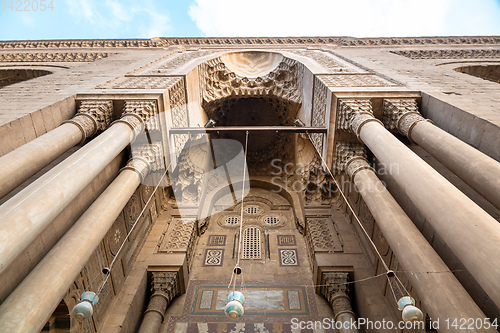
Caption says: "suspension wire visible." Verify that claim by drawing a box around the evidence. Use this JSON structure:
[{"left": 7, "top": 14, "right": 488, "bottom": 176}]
[
  {"left": 304, "top": 132, "right": 413, "bottom": 302},
  {"left": 305, "top": 133, "right": 390, "bottom": 272},
  {"left": 235, "top": 131, "right": 249, "bottom": 268},
  {"left": 95, "top": 166, "right": 169, "bottom": 296},
  {"left": 394, "top": 272, "right": 411, "bottom": 296},
  {"left": 230, "top": 131, "right": 249, "bottom": 293}
]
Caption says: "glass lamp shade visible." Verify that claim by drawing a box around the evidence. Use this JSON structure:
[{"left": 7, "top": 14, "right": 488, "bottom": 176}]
[{"left": 224, "top": 300, "right": 244, "bottom": 319}]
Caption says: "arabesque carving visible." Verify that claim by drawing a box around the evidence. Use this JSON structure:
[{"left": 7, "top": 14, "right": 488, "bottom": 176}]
[
  {"left": 306, "top": 218, "right": 342, "bottom": 252},
  {"left": 310, "top": 76, "right": 328, "bottom": 155},
  {"left": 168, "top": 77, "right": 189, "bottom": 158}
]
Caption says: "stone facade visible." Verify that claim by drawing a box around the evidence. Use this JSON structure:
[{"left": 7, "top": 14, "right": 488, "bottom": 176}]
[{"left": 0, "top": 36, "right": 499, "bottom": 333}]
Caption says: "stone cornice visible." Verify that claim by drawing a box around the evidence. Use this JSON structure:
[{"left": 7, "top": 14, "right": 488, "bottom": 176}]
[{"left": 0, "top": 36, "right": 499, "bottom": 49}]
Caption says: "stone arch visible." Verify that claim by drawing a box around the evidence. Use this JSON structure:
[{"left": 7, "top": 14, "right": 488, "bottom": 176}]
[
  {"left": 454, "top": 64, "right": 500, "bottom": 84},
  {"left": 0, "top": 68, "right": 52, "bottom": 88},
  {"left": 41, "top": 300, "right": 70, "bottom": 333},
  {"left": 197, "top": 176, "right": 305, "bottom": 233}
]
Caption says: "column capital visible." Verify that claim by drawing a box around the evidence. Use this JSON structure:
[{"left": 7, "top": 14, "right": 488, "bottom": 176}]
[
  {"left": 113, "top": 100, "right": 159, "bottom": 141},
  {"left": 62, "top": 100, "right": 113, "bottom": 142},
  {"left": 345, "top": 156, "right": 373, "bottom": 180},
  {"left": 334, "top": 142, "right": 367, "bottom": 174},
  {"left": 143, "top": 272, "right": 180, "bottom": 318},
  {"left": 132, "top": 142, "right": 164, "bottom": 172},
  {"left": 382, "top": 99, "right": 433, "bottom": 140},
  {"left": 337, "top": 99, "right": 383, "bottom": 141},
  {"left": 321, "top": 272, "right": 356, "bottom": 320},
  {"left": 121, "top": 157, "right": 150, "bottom": 183}
]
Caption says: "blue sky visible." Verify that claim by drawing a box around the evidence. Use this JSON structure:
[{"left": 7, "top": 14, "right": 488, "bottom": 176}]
[{"left": 0, "top": 0, "right": 499, "bottom": 40}]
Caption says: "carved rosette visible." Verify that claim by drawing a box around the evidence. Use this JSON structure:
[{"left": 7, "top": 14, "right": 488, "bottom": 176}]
[
  {"left": 337, "top": 99, "right": 382, "bottom": 141},
  {"left": 321, "top": 272, "right": 356, "bottom": 320},
  {"left": 334, "top": 142, "right": 367, "bottom": 173},
  {"left": 121, "top": 157, "right": 151, "bottom": 183},
  {"left": 63, "top": 100, "right": 113, "bottom": 141},
  {"left": 144, "top": 272, "right": 180, "bottom": 320}
]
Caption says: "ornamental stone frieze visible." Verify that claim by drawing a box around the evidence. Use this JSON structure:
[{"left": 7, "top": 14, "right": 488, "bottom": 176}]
[
  {"left": 1, "top": 36, "right": 498, "bottom": 49},
  {"left": 62, "top": 100, "right": 114, "bottom": 141},
  {"left": 321, "top": 272, "right": 356, "bottom": 320},
  {"left": 336, "top": 99, "right": 382, "bottom": 140},
  {"left": 391, "top": 49, "right": 500, "bottom": 59},
  {"left": 382, "top": 99, "right": 433, "bottom": 140},
  {"left": 0, "top": 52, "right": 111, "bottom": 62}
]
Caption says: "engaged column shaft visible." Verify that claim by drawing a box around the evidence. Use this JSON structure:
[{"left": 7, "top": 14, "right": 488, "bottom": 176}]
[
  {"left": 0, "top": 100, "right": 158, "bottom": 276},
  {"left": 339, "top": 99, "right": 500, "bottom": 310},
  {"left": 384, "top": 99, "right": 500, "bottom": 211},
  {"left": 344, "top": 154, "right": 493, "bottom": 331},
  {"left": 0, "top": 100, "right": 113, "bottom": 200},
  {"left": 0, "top": 158, "right": 151, "bottom": 333}
]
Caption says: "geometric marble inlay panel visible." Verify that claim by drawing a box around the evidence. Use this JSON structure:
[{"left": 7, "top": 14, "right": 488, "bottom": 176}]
[
  {"left": 279, "top": 249, "right": 299, "bottom": 266},
  {"left": 203, "top": 249, "right": 224, "bottom": 267},
  {"left": 277, "top": 235, "right": 296, "bottom": 246},
  {"left": 208, "top": 235, "right": 226, "bottom": 246},
  {"left": 190, "top": 285, "right": 310, "bottom": 316}
]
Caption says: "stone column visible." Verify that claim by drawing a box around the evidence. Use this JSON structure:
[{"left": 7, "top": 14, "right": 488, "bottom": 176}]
[
  {"left": 0, "top": 100, "right": 158, "bottom": 276},
  {"left": 0, "top": 146, "right": 162, "bottom": 333},
  {"left": 338, "top": 99, "right": 500, "bottom": 309},
  {"left": 340, "top": 147, "right": 494, "bottom": 331},
  {"left": 321, "top": 272, "right": 358, "bottom": 333},
  {"left": 138, "top": 272, "right": 180, "bottom": 333},
  {"left": 383, "top": 99, "right": 500, "bottom": 211},
  {"left": 0, "top": 100, "right": 114, "bottom": 200}
]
